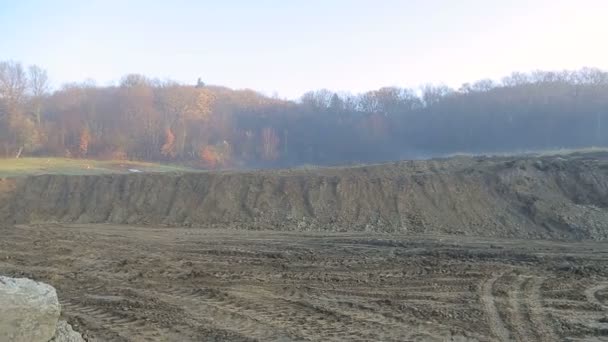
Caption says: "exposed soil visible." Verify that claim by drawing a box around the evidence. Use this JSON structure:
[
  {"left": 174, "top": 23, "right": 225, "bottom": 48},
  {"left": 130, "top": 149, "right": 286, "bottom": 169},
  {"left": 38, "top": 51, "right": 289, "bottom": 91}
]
[
  {"left": 1, "top": 152, "right": 608, "bottom": 240},
  {"left": 1, "top": 152, "right": 608, "bottom": 341},
  {"left": 1, "top": 224, "right": 607, "bottom": 341}
]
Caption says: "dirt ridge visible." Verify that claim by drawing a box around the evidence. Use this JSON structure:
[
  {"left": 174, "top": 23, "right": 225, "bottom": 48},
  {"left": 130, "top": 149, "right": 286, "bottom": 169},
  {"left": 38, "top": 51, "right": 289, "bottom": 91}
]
[{"left": 1, "top": 153, "right": 608, "bottom": 240}]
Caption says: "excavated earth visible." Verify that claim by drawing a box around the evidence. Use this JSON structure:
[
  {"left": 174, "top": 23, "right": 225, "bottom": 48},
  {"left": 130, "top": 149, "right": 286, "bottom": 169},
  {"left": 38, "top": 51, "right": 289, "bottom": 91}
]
[
  {"left": 1, "top": 152, "right": 608, "bottom": 341},
  {"left": 1, "top": 152, "right": 608, "bottom": 239}
]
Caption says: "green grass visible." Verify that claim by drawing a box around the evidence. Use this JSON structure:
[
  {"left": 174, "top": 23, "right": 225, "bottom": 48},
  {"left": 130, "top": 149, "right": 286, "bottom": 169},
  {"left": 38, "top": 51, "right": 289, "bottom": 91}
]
[{"left": 0, "top": 158, "right": 198, "bottom": 178}]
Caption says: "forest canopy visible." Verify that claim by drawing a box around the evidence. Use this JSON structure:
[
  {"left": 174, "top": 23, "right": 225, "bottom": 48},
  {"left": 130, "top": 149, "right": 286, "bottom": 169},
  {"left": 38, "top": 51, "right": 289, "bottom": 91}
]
[{"left": 1, "top": 60, "right": 607, "bottom": 168}]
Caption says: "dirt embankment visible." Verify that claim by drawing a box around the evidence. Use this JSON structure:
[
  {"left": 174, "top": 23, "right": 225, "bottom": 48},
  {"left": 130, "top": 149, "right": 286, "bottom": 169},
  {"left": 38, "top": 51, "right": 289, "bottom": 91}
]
[{"left": 1, "top": 153, "right": 608, "bottom": 240}]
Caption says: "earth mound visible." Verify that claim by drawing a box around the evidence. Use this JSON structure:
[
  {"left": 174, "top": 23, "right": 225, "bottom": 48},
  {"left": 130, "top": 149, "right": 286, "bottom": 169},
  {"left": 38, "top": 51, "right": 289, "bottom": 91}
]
[{"left": 1, "top": 152, "right": 607, "bottom": 240}]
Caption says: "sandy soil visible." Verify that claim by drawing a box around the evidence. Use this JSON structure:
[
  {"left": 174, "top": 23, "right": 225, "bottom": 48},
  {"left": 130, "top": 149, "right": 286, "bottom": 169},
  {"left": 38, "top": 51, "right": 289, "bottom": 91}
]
[{"left": 1, "top": 224, "right": 607, "bottom": 341}]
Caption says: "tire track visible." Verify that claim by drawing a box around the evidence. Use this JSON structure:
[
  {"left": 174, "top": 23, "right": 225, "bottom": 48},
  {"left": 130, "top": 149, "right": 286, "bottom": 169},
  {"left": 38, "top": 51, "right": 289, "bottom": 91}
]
[
  {"left": 60, "top": 299, "right": 153, "bottom": 340},
  {"left": 139, "top": 286, "right": 304, "bottom": 341},
  {"left": 4, "top": 223, "right": 608, "bottom": 341},
  {"left": 156, "top": 285, "right": 404, "bottom": 341},
  {"left": 508, "top": 276, "right": 535, "bottom": 342},
  {"left": 274, "top": 285, "right": 487, "bottom": 342},
  {"left": 480, "top": 273, "right": 511, "bottom": 342},
  {"left": 525, "top": 276, "right": 558, "bottom": 342},
  {"left": 503, "top": 275, "right": 558, "bottom": 342},
  {"left": 200, "top": 288, "right": 363, "bottom": 341},
  {"left": 585, "top": 283, "right": 608, "bottom": 311}
]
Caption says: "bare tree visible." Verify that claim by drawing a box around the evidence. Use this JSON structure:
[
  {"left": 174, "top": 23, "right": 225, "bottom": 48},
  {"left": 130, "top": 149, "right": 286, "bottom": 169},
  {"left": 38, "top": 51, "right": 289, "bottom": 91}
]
[
  {"left": 0, "top": 61, "right": 28, "bottom": 104},
  {"left": 0, "top": 61, "right": 33, "bottom": 157},
  {"left": 28, "top": 65, "right": 49, "bottom": 126}
]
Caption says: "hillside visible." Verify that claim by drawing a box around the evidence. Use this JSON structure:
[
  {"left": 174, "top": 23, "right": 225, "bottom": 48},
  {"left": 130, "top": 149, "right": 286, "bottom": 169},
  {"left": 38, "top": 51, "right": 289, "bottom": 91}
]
[
  {"left": 1, "top": 152, "right": 607, "bottom": 240},
  {"left": 3, "top": 60, "right": 608, "bottom": 169}
]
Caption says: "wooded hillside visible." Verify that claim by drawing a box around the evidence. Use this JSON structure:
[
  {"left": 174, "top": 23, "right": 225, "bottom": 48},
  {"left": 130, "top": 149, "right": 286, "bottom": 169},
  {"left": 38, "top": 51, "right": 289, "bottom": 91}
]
[{"left": 1, "top": 61, "right": 607, "bottom": 168}]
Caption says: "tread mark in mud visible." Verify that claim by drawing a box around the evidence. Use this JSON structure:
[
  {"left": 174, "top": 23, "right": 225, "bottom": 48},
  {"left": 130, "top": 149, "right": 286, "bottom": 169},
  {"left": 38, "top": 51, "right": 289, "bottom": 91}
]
[
  {"left": 521, "top": 276, "right": 557, "bottom": 342},
  {"left": 585, "top": 283, "right": 608, "bottom": 311},
  {"left": 508, "top": 276, "right": 534, "bottom": 342},
  {"left": 60, "top": 299, "right": 151, "bottom": 339},
  {"left": 480, "top": 273, "right": 511, "bottom": 342},
  {"left": 140, "top": 287, "right": 303, "bottom": 341},
  {"left": 526, "top": 277, "right": 559, "bottom": 342}
]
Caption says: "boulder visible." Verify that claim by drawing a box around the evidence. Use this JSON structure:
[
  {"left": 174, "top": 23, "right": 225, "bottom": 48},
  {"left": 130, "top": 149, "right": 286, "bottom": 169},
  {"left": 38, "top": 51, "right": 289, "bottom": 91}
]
[{"left": 0, "top": 276, "right": 60, "bottom": 342}]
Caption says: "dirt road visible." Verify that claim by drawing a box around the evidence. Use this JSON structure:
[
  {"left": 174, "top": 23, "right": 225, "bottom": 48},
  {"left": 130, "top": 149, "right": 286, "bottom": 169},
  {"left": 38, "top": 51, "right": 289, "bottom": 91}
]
[{"left": 0, "top": 224, "right": 607, "bottom": 341}]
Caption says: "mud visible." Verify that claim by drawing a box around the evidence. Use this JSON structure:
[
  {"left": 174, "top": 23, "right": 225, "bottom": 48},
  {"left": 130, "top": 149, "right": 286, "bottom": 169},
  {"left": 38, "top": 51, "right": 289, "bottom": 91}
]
[
  {"left": 0, "top": 224, "right": 607, "bottom": 341},
  {"left": 1, "top": 152, "right": 608, "bottom": 240}
]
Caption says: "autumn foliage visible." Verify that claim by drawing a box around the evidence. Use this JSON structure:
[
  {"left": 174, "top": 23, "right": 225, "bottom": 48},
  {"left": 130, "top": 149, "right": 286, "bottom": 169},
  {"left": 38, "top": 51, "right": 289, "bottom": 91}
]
[
  {"left": 199, "top": 146, "right": 220, "bottom": 168},
  {"left": 160, "top": 128, "right": 176, "bottom": 157},
  {"left": 79, "top": 127, "right": 90, "bottom": 157},
  {"left": 2, "top": 60, "right": 608, "bottom": 168},
  {"left": 199, "top": 142, "right": 231, "bottom": 168}
]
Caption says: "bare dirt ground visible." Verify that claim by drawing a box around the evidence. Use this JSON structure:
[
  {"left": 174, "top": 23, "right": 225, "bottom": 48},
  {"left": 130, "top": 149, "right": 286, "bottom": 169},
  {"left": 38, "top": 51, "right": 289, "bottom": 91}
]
[{"left": 1, "top": 224, "right": 608, "bottom": 341}]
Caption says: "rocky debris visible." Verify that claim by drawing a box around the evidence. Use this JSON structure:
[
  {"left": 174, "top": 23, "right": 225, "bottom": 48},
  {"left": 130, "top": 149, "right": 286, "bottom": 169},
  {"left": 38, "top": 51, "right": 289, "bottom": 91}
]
[
  {"left": 50, "top": 320, "right": 85, "bottom": 342},
  {"left": 0, "top": 276, "right": 84, "bottom": 342}
]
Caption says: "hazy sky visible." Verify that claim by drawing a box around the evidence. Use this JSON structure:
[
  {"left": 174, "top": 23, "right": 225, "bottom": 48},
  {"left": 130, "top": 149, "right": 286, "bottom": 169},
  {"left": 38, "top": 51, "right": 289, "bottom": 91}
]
[{"left": 1, "top": 0, "right": 607, "bottom": 98}]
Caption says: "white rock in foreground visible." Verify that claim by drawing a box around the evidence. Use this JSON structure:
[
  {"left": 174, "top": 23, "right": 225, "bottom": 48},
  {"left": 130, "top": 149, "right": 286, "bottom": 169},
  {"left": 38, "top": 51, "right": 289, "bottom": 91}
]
[
  {"left": 0, "top": 276, "right": 60, "bottom": 342},
  {"left": 51, "top": 320, "right": 85, "bottom": 342}
]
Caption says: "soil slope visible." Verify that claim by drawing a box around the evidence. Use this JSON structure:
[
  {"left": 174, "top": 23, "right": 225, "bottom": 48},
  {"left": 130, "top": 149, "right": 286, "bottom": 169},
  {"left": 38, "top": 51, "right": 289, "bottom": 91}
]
[{"left": 1, "top": 152, "right": 607, "bottom": 240}]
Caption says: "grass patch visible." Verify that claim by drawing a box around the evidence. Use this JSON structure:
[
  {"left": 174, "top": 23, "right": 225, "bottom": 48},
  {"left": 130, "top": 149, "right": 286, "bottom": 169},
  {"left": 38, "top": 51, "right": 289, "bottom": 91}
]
[
  {"left": 444, "top": 146, "right": 608, "bottom": 159},
  {"left": 0, "top": 158, "right": 199, "bottom": 178}
]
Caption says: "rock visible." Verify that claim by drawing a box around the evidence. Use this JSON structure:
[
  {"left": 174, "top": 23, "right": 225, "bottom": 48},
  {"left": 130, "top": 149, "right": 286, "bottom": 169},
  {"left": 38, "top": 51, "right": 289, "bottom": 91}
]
[
  {"left": 50, "top": 320, "right": 85, "bottom": 342},
  {"left": 0, "top": 276, "right": 60, "bottom": 342}
]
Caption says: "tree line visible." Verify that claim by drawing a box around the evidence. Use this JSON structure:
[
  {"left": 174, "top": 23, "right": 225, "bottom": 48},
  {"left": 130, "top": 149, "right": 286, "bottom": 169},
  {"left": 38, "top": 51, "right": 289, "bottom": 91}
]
[{"left": 1, "top": 60, "right": 607, "bottom": 168}]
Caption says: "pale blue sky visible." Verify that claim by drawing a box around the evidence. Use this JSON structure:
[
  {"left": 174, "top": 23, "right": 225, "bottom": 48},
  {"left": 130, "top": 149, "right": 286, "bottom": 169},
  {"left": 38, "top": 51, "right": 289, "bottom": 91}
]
[{"left": 1, "top": 0, "right": 607, "bottom": 98}]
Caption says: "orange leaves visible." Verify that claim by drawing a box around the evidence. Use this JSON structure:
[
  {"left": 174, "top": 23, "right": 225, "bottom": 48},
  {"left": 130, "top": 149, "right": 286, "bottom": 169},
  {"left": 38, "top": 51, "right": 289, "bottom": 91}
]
[
  {"left": 159, "top": 86, "right": 215, "bottom": 123},
  {"left": 160, "top": 128, "right": 176, "bottom": 157},
  {"left": 199, "top": 141, "right": 231, "bottom": 169},
  {"left": 194, "top": 88, "right": 215, "bottom": 121},
  {"left": 79, "top": 127, "right": 91, "bottom": 157},
  {"left": 199, "top": 146, "right": 220, "bottom": 168}
]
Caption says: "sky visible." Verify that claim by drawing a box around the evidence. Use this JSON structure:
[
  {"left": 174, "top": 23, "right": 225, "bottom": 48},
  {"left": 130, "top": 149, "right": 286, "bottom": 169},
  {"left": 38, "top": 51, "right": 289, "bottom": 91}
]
[{"left": 1, "top": 0, "right": 608, "bottom": 99}]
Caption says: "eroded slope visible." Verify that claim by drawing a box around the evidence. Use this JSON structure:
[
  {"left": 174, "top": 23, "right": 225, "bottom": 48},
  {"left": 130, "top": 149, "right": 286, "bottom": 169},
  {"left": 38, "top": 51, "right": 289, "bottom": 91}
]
[{"left": 1, "top": 153, "right": 607, "bottom": 240}]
